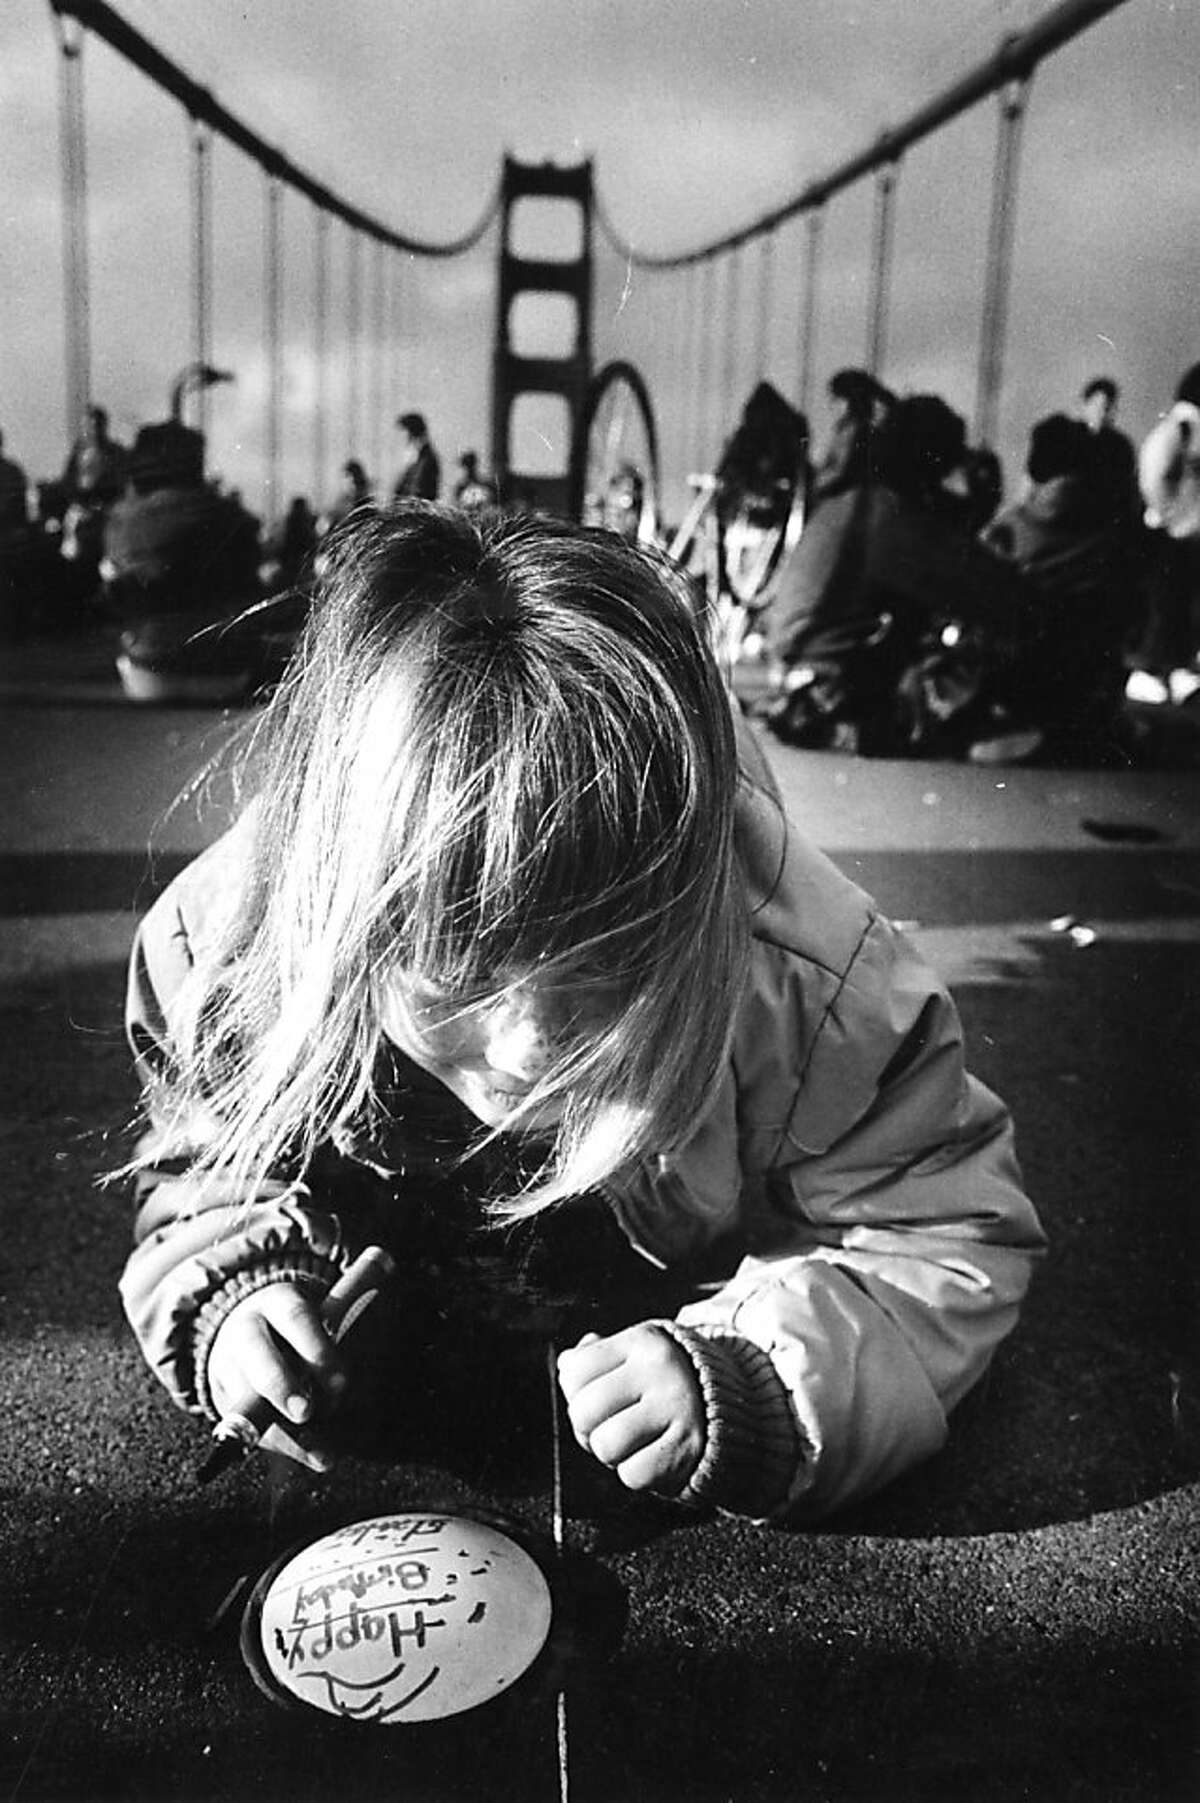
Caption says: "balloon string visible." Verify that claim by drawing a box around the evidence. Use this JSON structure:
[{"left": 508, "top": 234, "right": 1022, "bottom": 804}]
[{"left": 547, "top": 1342, "right": 569, "bottom": 1803}]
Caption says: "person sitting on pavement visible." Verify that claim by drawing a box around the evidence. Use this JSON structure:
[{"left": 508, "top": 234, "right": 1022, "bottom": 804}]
[
  {"left": 761, "top": 392, "right": 1010, "bottom": 755},
  {"left": 100, "top": 417, "right": 264, "bottom": 701},
  {"left": 117, "top": 502, "right": 1043, "bottom": 1525},
  {"left": 394, "top": 411, "right": 441, "bottom": 501},
  {"left": 970, "top": 412, "right": 1145, "bottom": 763}
]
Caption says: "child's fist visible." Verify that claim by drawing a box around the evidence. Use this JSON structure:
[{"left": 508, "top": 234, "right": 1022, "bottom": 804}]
[
  {"left": 207, "top": 1281, "right": 348, "bottom": 1472},
  {"left": 556, "top": 1325, "right": 706, "bottom": 1496}
]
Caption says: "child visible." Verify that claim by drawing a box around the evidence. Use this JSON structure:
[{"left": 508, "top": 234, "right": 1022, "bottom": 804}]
[{"left": 120, "top": 502, "right": 1044, "bottom": 1523}]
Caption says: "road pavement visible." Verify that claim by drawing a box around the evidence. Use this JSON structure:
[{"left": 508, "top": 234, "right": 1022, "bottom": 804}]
[{"left": 1, "top": 641, "right": 1197, "bottom": 1801}]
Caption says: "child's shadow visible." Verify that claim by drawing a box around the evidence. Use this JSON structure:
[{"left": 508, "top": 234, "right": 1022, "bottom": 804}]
[
  {"left": 331, "top": 1182, "right": 1200, "bottom": 1542},
  {"left": 330, "top": 1193, "right": 696, "bottom": 1514}
]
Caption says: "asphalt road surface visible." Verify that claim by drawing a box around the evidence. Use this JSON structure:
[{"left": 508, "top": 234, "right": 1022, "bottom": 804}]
[{"left": 2, "top": 649, "right": 1197, "bottom": 1802}]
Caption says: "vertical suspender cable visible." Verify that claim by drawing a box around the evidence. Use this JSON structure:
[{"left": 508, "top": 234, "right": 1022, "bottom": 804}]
[
  {"left": 754, "top": 230, "right": 776, "bottom": 382},
  {"left": 677, "top": 264, "right": 701, "bottom": 494},
  {"left": 313, "top": 205, "right": 329, "bottom": 511},
  {"left": 866, "top": 161, "right": 898, "bottom": 380},
  {"left": 189, "top": 119, "right": 213, "bottom": 438},
  {"left": 638, "top": 268, "right": 657, "bottom": 448},
  {"left": 346, "top": 226, "right": 362, "bottom": 459},
  {"left": 720, "top": 247, "right": 743, "bottom": 444},
  {"left": 974, "top": 73, "right": 1032, "bottom": 450},
  {"left": 694, "top": 257, "right": 717, "bottom": 473},
  {"left": 390, "top": 254, "right": 405, "bottom": 484},
  {"left": 263, "top": 173, "right": 283, "bottom": 528},
  {"left": 51, "top": 10, "right": 91, "bottom": 447},
  {"left": 371, "top": 239, "right": 386, "bottom": 489},
  {"left": 396, "top": 254, "right": 414, "bottom": 437},
  {"left": 797, "top": 209, "right": 823, "bottom": 419}
]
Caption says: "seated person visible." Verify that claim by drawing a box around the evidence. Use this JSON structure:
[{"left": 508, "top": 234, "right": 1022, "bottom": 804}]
[
  {"left": 973, "top": 413, "right": 1144, "bottom": 757},
  {"left": 762, "top": 395, "right": 1009, "bottom": 753}
]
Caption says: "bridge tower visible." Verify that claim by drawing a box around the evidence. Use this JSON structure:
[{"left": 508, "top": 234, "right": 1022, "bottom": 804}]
[{"left": 491, "top": 156, "right": 593, "bottom": 516}]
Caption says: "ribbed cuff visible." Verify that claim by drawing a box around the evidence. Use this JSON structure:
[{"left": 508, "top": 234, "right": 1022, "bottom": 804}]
[
  {"left": 192, "top": 1252, "right": 346, "bottom": 1418},
  {"left": 654, "top": 1321, "right": 804, "bottom": 1519}
]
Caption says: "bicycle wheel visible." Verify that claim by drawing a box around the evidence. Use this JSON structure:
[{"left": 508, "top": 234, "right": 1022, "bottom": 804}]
[{"left": 570, "top": 360, "right": 660, "bottom": 545}]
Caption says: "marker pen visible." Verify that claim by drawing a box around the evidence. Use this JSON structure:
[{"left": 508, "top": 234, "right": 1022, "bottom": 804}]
[{"left": 198, "top": 1244, "right": 395, "bottom": 1484}]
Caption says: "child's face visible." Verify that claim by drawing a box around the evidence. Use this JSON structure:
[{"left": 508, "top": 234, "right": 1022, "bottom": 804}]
[{"left": 378, "top": 975, "right": 619, "bottom": 1130}]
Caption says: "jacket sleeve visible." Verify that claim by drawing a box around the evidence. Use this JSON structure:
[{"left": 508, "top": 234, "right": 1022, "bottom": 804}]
[
  {"left": 656, "top": 915, "right": 1046, "bottom": 1523},
  {"left": 118, "top": 875, "right": 351, "bottom": 1417}
]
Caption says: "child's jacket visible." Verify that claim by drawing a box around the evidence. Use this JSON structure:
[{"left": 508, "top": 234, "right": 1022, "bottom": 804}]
[{"left": 120, "top": 764, "right": 1045, "bottom": 1523}]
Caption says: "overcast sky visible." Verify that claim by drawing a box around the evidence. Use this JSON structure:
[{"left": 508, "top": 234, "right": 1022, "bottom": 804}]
[{"left": 1, "top": 0, "right": 1197, "bottom": 521}]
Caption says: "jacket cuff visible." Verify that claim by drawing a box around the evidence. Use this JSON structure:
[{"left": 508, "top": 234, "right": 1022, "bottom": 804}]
[
  {"left": 654, "top": 1321, "right": 805, "bottom": 1519},
  {"left": 191, "top": 1252, "right": 344, "bottom": 1419}
]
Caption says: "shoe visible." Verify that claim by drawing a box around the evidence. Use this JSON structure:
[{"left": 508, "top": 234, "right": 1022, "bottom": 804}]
[
  {"left": 117, "top": 652, "right": 252, "bottom": 704},
  {"left": 967, "top": 727, "right": 1045, "bottom": 766},
  {"left": 1125, "top": 669, "right": 1171, "bottom": 706},
  {"left": 1167, "top": 667, "right": 1200, "bottom": 708}
]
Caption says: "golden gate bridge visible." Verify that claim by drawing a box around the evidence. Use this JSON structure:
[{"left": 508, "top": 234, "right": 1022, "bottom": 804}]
[{"left": 43, "top": 0, "right": 1130, "bottom": 544}]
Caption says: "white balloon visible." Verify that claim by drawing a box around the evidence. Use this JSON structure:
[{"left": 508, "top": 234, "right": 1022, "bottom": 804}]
[{"left": 250, "top": 1512, "right": 554, "bottom": 1723}]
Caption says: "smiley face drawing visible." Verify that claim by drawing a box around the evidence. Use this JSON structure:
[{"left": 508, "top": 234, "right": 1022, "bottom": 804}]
[{"left": 248, "top": 1514, "right": 554, "bottom": 1723}]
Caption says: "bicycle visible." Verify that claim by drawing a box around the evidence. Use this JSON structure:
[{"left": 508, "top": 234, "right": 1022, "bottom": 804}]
[{"left": 570, "top": 363, "right": 808, "bottom": 692}]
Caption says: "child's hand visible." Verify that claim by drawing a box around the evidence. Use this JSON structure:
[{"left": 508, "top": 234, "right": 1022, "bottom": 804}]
[
  {"left": 207, "top": 1281, "right": 349, "bottom": 1472},
  {"left": 556, "top": 1325, "right": 706, "bottom": 1497}
]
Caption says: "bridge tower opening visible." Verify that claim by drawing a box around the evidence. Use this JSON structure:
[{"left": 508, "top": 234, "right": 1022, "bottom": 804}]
[{"left": 491, "top": 156, "right": 593, "bottom": 516}]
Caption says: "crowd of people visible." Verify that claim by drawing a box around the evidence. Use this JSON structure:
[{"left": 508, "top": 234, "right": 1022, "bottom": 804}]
[
  {"left": 750, "top": 365, "right": 1200, "bottom": 765},
  {"left": 0, "top": 399, "right": 504, "bottom": 697},
  {"left": 2, "top": 364, "right": 1197, "bottom": 758}
]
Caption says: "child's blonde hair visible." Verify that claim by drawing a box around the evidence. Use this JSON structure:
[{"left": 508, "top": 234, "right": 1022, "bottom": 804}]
[{"left": 148, "top": 502, "right": 750, "bottom": 1215}]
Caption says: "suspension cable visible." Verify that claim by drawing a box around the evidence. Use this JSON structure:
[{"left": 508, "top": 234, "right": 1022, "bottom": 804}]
[
  {"left": 593, "top": 0, "right": 1129, "bottom": 270},
  {"left": 48, "top": 0, "right": 502, "bottom": 257}
]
